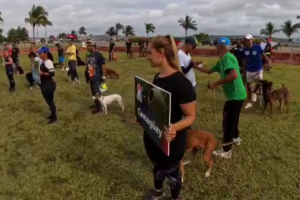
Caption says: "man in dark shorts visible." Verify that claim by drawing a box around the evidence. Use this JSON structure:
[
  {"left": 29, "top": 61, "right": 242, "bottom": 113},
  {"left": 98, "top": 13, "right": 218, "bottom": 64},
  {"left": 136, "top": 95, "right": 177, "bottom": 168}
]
[
  {"left": 125, "top": 39, "right": 133, "bottom": 59},
  {"left": 138, "top": 39, "right": 145, "bottom": 57},
  {"left": 86, "top": 39, "right": 106, "bottom": 114},
  {"left": 11, "top": 44, "right": 20, "bottom": 69},
  {"left": 108, "top": 39, "right": 115, "bottom": 61},
  {"left": 263, "top": 38, "right": 272, "bottom": 70},
  {"left": 56, "top": 43, "right": 65, "bottom": 68}
]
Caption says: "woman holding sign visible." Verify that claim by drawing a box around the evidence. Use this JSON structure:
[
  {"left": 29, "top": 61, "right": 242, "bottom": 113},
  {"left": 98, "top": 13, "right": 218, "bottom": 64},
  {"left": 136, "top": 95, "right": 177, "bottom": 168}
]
[
  {"left": 142, "top": 35, "right": 196, "bottom": 200},
  {"left": 37, "top": 46, "right": 57, "bottom": 124}
]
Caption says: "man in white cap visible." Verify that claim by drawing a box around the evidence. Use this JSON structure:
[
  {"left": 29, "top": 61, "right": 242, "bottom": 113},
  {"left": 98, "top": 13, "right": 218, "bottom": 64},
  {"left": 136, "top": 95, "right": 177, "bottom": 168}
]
[{"left": 242, "top": 34, "right": 270, "bottom": 109}]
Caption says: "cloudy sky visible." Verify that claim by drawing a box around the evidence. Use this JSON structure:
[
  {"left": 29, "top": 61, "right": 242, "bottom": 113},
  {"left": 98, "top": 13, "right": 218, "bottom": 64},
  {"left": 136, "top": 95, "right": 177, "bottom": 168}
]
[{"left": 1, "top": 0, "right": 300, "bottom": 38}]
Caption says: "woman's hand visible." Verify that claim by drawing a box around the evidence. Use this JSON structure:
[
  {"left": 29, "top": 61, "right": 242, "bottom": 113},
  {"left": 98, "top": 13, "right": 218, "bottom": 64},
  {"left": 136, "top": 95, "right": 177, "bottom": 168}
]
[
  {"left": 164, "top": 124, "right": 176, "bottom": 142},
  {"left": 39, "top": 71, "right": 44, "bottom": 75}
]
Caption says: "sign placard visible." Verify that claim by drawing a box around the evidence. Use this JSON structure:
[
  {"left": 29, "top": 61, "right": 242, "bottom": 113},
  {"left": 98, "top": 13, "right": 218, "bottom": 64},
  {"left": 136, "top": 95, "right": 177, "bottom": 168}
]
[{"left": 135, "top": 76, "right": 171, "bottom": 156}]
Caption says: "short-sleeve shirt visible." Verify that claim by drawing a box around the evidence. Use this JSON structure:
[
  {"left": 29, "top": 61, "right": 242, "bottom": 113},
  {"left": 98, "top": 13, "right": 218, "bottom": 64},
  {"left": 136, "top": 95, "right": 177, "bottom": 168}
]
[
  {"left": 242, "top": 44, "right": 263, "bottom": 72},
  {"left": 143, "top": 71, "right": 196, "bottom": 164},
  {"left": 210, "top": 52, "right": 246, "bottom": 101},
  {"left": 230, "top": 46, "right": 244, "bottom": 67},
  {"left": 126, "top": 42, "right": 132, "bottom": 49},
  {"left": 40, "top": 59, "right": 55, "bottom": 83},
  {"left": 87, "top": 51, "right": 105, "bottom": 81},
  {"left": 67, "top": 45, "right": 76, "bottom": 60},
  {"left": 58, "top": 47, "right": 64, "bottom": 57},
  {"left": 109, "top": 42, "right": 115, "bottom": 51},
  {"left": 11, "top": 47, "right": 19, "bottom": 61},
  {"left": 4, "top": 55, "right": 13, "bottom": 71},
  {"left": 177, "top": 49, "right": 196, "bottom": 87}
]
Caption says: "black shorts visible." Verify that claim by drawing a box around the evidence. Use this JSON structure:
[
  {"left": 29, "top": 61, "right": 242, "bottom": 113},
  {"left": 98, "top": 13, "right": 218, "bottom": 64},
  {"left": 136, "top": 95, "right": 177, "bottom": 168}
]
[{"left": 126, "top": 49, "right": 131, "bottom": 54}]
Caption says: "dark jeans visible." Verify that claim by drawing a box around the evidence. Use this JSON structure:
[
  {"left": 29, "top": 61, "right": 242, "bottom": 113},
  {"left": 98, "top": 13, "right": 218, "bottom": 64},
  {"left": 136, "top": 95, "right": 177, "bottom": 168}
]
[
  {"left": 26, "top": 72, "right": 35, "bottom": 87},
  {"left": 40, "top": 81, "right": 57, "bottom": 118},
  {"left": 109, "top": 50, "right": 113, "bottom": 61},
  {"left": 222, "top": 100, "right": 244, "bottom": 152},
  {"left": 6, "top": 69, "right": 15, "bottom": 90},
  {"left": 68, "top": 60, "right": 78, "bottom": 81},
  {"left": 153, "top": 163, "right": 182, "bottom": 199},
  {"left": 90, "top": 80, "right": 101, "bottom": 109}
]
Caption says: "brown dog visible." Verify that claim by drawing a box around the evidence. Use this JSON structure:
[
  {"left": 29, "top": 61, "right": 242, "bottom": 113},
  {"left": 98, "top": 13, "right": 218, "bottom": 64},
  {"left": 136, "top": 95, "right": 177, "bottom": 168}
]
[
  {"left": 112, "top": 52, "right": 119, "bottom": 61},
  {"left": 104, "top": 67, "right": 123, "bottom": 79},
  {"left": 255, "top": 80, "right": 290, "bottom": 116},
  {"left": 180, "top": 129, "right": 218, "bottom": 182}
]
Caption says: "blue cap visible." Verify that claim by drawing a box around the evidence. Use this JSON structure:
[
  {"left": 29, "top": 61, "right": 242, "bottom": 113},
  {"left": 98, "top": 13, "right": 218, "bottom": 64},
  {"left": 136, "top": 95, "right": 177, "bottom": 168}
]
[
  {"left": 185, "top": 36, "right": 197, "bottom": 46},
  {"left": 37, "top": 46, "right": 50, "bottom": 54},
  {"left": 218, "top": 37, "right": 231, "bottom": 46}
]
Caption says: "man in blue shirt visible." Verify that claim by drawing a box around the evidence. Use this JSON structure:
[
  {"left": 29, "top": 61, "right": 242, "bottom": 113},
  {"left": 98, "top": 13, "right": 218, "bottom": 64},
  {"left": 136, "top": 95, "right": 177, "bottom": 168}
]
[{"left": 243, "top": 34, "right": 270, "bottom": 109}]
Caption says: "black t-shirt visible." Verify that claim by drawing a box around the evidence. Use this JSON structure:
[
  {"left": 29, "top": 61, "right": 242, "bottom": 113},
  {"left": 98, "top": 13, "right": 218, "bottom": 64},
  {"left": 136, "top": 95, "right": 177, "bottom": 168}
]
[
  {"left": 231, "top": 46, "right": 244, "bottom": 67},
  {"left": 264, "top": 42, "right": 271, "bottom": 53},
  {"left": 87, "top": 51, "right": 105, "bottom": 81},
  {"left": 11, "top": 47, "right": 19, "bottom": 60},
  {"left": 58, "top": 47, "right": 64, "bottom": 57},
  {"left": 109, "top": 42, "right": 115, "bottom": 51},
  {"left": 143, "top": 71, "right": 195, "bottom": 165},
  {"left": 139, "top": 41, "right": 145, "bottom": 48},
  {"left": 126, "top": 42, "right": 132, "bottom": 49}
]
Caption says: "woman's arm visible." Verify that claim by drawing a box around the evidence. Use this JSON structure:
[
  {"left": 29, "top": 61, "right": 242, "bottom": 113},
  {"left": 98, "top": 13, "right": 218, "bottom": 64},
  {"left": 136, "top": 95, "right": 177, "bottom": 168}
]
[
  {"left": 42, "top": 60, "right": 55, "bottom": 76},
  {"left": 173, "top": 102, "right": 196, "bottom": 131},
  {"left": 5, "top": 56, "right": 13, "bottom": 64}
]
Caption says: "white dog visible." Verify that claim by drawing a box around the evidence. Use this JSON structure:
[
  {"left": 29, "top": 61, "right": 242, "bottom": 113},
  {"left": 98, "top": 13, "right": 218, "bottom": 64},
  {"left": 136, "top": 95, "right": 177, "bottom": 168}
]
[{"left": 93, "top": 94, "right": 124, "bottom": 114}]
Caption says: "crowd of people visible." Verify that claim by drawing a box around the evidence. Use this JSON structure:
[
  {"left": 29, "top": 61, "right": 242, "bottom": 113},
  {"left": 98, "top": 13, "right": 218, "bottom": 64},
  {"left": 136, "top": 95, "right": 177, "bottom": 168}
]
[{"left": 1, "top": 33, "right": 271, "bottom": 199}]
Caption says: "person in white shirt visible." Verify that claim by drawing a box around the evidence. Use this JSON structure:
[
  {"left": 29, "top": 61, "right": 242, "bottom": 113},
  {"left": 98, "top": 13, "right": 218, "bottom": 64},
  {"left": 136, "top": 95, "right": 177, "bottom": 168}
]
[
  {"left": 178, "top": 37, "right": 197, "bottom": 95},
  {"left": 27, "top": 52, "right": 43, "bottom": 89}
]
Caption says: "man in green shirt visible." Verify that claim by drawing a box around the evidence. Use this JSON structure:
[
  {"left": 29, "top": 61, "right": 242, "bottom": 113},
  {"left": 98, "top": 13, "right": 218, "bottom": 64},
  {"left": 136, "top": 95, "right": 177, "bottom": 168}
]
[{"left": 194, "top": 37, "right": 246, "bottom": 159}]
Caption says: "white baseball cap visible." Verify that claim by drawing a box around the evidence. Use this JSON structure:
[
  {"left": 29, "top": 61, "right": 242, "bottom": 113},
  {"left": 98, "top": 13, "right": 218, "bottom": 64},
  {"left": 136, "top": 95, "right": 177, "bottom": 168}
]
[{"left": 244, "top": 34, "right": 253, "bottom": 40}]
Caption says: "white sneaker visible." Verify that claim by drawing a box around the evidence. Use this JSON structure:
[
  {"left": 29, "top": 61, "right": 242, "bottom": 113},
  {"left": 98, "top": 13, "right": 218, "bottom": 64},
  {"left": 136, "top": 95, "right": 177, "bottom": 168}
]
[
  {"left": 233, "top": 138, "right": 242, "bottom": 146},
  {"left": 252, "top": 93, "right": 257, "bottom": 102},
  {"left": 244, "top": 103, "right": 253, "bottom": 109},
  {"left": 30, "top": 87, "right": 33, "bottom": 89},
  {"left": 213, "top": 149, "right": 232, "bottom": 159}
]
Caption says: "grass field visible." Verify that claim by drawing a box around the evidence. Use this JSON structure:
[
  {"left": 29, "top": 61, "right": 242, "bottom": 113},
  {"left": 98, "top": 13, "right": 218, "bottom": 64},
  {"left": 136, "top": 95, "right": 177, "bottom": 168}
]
[{"left": 0, "top": 52, "right": 299, "bottom": 200}]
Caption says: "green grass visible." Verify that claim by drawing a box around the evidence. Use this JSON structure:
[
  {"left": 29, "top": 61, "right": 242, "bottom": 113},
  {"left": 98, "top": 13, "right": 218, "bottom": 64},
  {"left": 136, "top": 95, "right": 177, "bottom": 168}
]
[{"left": 0, "top": 53, "right": 299, "bottom": 200}]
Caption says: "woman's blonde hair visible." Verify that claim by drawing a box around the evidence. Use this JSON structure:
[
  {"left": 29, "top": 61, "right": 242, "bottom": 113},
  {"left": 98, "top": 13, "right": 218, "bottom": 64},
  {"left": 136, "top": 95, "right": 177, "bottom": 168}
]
[{"left": 150, "top": 35, "right": 180, "bottom": 71}]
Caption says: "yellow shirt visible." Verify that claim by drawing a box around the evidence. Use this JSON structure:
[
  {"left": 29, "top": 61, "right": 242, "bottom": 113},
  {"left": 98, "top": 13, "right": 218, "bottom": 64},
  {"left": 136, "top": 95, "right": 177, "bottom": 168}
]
[{"left": 67, "top": 45, "right": 76, "bottom": 60}]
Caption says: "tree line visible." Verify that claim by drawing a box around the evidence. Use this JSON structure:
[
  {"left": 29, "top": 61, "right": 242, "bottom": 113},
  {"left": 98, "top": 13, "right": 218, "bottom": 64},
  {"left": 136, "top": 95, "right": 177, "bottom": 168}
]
[{"left": 1, "top": 6, "right": 300, "bottom": 44}]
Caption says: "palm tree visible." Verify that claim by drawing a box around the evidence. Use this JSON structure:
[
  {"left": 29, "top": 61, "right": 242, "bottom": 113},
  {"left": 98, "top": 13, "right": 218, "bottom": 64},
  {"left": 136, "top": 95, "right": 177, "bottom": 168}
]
[
  {"left": 145, "top": 23, "right": 155, "bottom": 37},
  {"left": 78, "top": 26, "right": 87, "bottom": 35},
  {"left": 122, "top": 25, "right": 135, "bottom": 37},
  {"left": 105, "top": 27, "right": 117, "bottom": 38},
  {"left": 260, "top": 22, "right": 280, "bottom": 38},
  {"left": 280, "top": 20, "right": 300, "bottom": 40},
  {"left": 71, "top": 30, "right": 77, "bottom": 35},
  {"left": 24, "top": 5, "right": 49, "bottom": 41},
  {"left": 115, "top": 22, "right": 124, "bottom": 36},
  {"left": 178, "top": 15, "right": 198, "bottom": 37},
  {"left": 40, "top": 18, "right": 52, "bottom": 42}
]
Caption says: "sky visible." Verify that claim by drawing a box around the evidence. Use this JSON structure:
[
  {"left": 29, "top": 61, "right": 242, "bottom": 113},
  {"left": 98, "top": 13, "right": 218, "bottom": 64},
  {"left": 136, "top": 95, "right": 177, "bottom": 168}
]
[{"left": 1, "top": 0, "right": 300, "bottom": 38}]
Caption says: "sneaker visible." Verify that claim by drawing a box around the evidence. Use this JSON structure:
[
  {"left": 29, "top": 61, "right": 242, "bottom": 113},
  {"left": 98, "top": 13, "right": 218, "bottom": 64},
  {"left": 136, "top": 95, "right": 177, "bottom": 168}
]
[
  {"left": 30, "top": 87, "right": 33, "bottom": 89},
  {"left": 213, "top": 149, "right": 232, "bottom": 159},
  {"left": 252, "top": 93, "right": 257, "bottom": 102},
  {"left": 45, "top": 115, "right": 52, "bottom": 120},
  {"left": 233, "top": 138, "right": 242, "bottom": 146},
  {"left": 143, "top": 189, "right": 165, "bottom": 200},
  {"left": 244, "top": 103, "right": 253, "bottom": 109},
  {"left": 47, "top": 118, "right": 57, "bottom": 124},
  {"left": 91, "top": 108, "right": 101, "bottom": 115}
]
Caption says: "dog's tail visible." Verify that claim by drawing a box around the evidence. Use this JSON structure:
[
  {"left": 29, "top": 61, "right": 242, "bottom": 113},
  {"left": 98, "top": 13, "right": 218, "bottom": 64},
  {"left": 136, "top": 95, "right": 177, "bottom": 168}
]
[{"left": 281, "top": 83, "right": 284, "bottom": 87}]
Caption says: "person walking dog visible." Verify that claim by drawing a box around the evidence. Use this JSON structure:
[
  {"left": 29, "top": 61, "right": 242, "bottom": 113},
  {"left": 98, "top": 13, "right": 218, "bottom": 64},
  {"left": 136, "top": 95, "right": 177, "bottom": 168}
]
[{"left": 194, "top": 37, "right": 246, "bottom": 159}]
